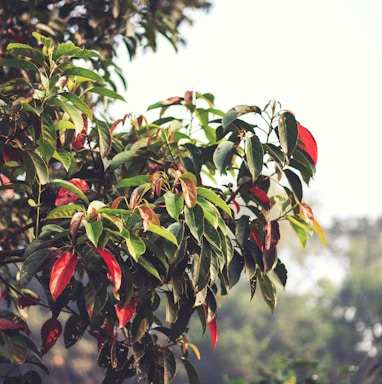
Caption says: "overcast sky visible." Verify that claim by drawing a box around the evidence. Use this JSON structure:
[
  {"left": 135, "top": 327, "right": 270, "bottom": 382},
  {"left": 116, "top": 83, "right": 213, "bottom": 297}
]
[{"left": 113, "top": 0, "right": 382, "bottom": 225}]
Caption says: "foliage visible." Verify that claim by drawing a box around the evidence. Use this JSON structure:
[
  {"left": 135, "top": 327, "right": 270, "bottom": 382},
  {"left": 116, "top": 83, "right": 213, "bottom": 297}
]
[{"left": 0, "top": 32, "right": 321, "bottom": 384}]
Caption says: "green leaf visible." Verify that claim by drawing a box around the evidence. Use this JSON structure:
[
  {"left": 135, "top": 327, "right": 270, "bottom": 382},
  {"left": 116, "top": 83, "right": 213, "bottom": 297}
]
[
  {"left": 272, "top": 260, "right": 288, "bottom": 288},
  {"left": 184, "top": 205, "right": 204, "bottom": 243},
  {"left": 51, "top": 98, "right": 84, "bottom": 135},
  {"left": 196, "top": 197, "right": 218, "bottom": 228},
  {"left": 181, "top": 357, "right": 201, "bottom": 384},
  {"left": 50, "top": 179, "right": 89, "bottom": 205},
  {"left": 97, "top": 120, "right": 112, "bottom": 158},
  {"left": 7, "top": 43, "right": 45, "bottom": 66},
  {"left": 264, "top": 143, "right": 285, "bottom": 164},
  {"left": 52, "top": 149, "right": 76, "bottom": 176},
  {"left": 37, "top": 121, "right": 56, "bottom": 162},
  {"left": 236, "top": 215, "right": 250, "bottom": 249},
  {"left": 0, "top": 59, "right": 39, "bottom": 73},
  {"left": 147, "top": 224, "right": 178, "bottom": 246},
  {"left": 4, "top": 334, "right": 28, "bottom": 365},
  {"left": 165, "top": 291, "right": 179, "bottom": 323},
  {"left": 164, "top": 191, "right": 184, "bottom": 220},
  {"left": 196, "top": 187, "right": 232, "bottom": 218},
  {"left": 222, "top": 105, "right": 261, "bottom": 130},
  {"left": 203, "top": 221, "right": 221, "bottom": 250},
  {"left": 86, "top": 87, "right": 126, "bottom": 102},
  {"left": 125, "top": 231, "right": 146, "bottom": 261},
  {"left": 195, "top": 242, "right": 211, "bottom": 291},
  {"left": 53, "top": 42, "right": 82, "bottom": 59},
  {"left": 259, "top": 273, "right": 277, "bottom": 312},
  {"left": 290, "top": 147, "right": 315, "bottom": 184},
  {"left": 286, "top": 216, "right": 311, "bottom": 248},
  {"left": 108, "top": 149, "right": 135, "bottom": 170},
  {"left": 116, "top": 175, "right": 152, "bottom": 188},
  {"left": 26, "top": 151, "right": 49, "bottom": 185},
  {"left": 213, "top": 141, "right": 234, "bottom": 173},
  {"left": 60, "top": 92, "right": 93, "bottom": 119},
  {"left": 83, "top": 220, "right": 103, "bottom": 247},
  {"left": 32, "top": 32, "right": 52, "bottom": 48},
  {"left": 246, "top": 133, "right": 263, "bottom": 182},
  {"left": 85, "top": 276, "right": 107, "bottom": 319},
  {"left": 64, "top": 314, "right": 86, "bottom": 348},
  {"left": 138, "top": 256, "right": 161, "bottom": 281},
  {"left": 45, "top": 204, "right": 85, "bottom": 220},
  {"left": 284, "top": 169, "right": 303, "bottom": 202},
  {"left": 163, "top": 348, "right": 176, "bottom": 384},
  {"left": 278, "top": 111, "right": 298, "bottom": 157},
  {"left": 63, "top": 67, "right": 104, "bottom": 83},
  {"left": 20, "top": 249, "right": 51, "bottom": 287}
]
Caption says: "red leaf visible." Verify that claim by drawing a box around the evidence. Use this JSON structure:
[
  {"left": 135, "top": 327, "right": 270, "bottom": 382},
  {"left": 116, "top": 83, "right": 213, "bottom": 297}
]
[
  {"left": 72, "top": 129, "right": 87, "bottom": 149},
  {"left": 0, "top": 318, "right": 30, "bottom": 335},
  {"left": 49, "top": 251, "right": 78, "bottom": 302},
  {"left": 208, "top": 315, "right": 218, "bottom": 350},
  {"left": 248, "top": 187, "right": 270, "bottom": 211},
  {"left": 250, "top": 228, "right": 263, "bottom": 250},
  {"left": 41, "top": 318, "right": 62, "bottom": 355},
  {"left": 297, "top": 124, "right": 318, "bottom": 165},
  {"left": 232, "top": 199, "right": 240, "bottom": 214},
  {"left": 19, "top": 292, "right": 40, "bottom": 309},
  {"left": 1, "top": 146, "right": 20, "bottom": 163},
  {"left": 115, "top": 297, "right": 136, "bottom": 328},
  {"left": 55, "top": 178, "right": 90, "bottom": 206},
  {"left": 95, "top": 247, "right": 122, "bottom": 295}
]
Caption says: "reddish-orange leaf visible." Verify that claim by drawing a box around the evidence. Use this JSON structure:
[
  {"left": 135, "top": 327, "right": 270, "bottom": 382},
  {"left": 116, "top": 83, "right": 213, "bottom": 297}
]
[
  {"left": 180, "top": 177, "right": 197, "bottom": 208},
  {"left": 248, "top": 187, "right": 270, "bottom": 211},
  {"left": 184, "top": 90, "right": 193, "bottom": 103},
  {"left": 70, "top": 211, "right": 85, "bottom": 240},
  {"left": 138, "top": 205, "right": 160, "bottom": 231},
  {"left": 49, "top": 251, "right": 78, "bottom": 302},
  {"left": 297, "top": 124, "right": 318, "bottom": 165},
  {"left": 41, "top": 318, "right": 62, "bottom": 355},
  {"left": 55, "top": 178, "right": 90, "bottom": 206},
  {"left": 96, "top": 247, "right": 122, "bottom": 296},
  {"left": 162, "top": 96, "right": 184, "bottom": 106},
  {"left": 115, "top": 297, "right": 136, "bottom": 328},
  {"left": 111, "top": 196, "right": 125, "bottom": 209},
  {"left": 300, "top": 202, "right": 315, "bottom": 226},
  {"left": 208, "top": 315, "right": 218, "bottom": 350},
  {"left": 264, "top": 220, "right": 280, "bottom": 257}
]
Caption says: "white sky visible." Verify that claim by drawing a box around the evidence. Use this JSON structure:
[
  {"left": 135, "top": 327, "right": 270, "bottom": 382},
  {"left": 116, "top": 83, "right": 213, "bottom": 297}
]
[{"left": 112, "top": 0, "right": 382, "bottom": 225}]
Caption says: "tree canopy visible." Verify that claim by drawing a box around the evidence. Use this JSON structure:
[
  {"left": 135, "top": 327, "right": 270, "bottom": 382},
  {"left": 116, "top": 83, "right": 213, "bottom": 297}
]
[{"left": 0, "top": 1, "right": 322, "bottom": 383}]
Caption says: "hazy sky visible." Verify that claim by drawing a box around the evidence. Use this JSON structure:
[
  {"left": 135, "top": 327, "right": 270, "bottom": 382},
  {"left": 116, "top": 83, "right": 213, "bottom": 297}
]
[{"left": 113, "top": 0, "right": 382, "bottom": 225}]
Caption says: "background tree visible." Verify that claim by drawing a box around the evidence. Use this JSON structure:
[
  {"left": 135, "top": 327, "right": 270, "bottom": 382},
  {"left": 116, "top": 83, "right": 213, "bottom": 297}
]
[
  {"left": 0, "top": 2, "right": 322, "bottom": 383},
  {"left": 181, "top": 216, "right": 382, "bottom": 384},
  {"left": 0, "top": 0, "right": 211, "bottom": 89}
]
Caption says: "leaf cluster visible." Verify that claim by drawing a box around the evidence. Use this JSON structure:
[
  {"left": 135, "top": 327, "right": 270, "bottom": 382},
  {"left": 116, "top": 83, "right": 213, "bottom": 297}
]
[{"left": 0, "top": 37, "right": 322, "bottom": 383}]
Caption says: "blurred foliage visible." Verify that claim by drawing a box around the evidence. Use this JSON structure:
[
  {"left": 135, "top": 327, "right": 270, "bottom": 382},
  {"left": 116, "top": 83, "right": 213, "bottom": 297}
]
[{"left": 180, "top": 217, "right": 382, "bottom": 384}]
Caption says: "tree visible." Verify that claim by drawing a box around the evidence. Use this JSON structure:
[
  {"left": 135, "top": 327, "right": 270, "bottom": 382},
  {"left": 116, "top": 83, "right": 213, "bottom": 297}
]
[{"left": 0, "top": 2, "right": 322, "bottom": 383}]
